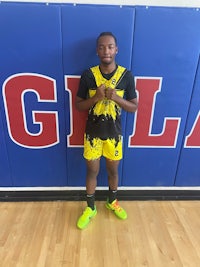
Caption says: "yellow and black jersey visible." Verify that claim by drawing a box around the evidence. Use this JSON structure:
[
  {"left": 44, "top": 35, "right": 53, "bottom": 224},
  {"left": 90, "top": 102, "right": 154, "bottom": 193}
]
[{"left": 77, "top": 65, "right": 137, "bottom": 141}]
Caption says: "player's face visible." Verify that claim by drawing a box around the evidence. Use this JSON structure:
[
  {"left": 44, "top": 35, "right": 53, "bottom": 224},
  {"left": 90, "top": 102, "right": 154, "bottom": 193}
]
[{"left": 96, "top": 35, "right": 118, "bottom": 65}]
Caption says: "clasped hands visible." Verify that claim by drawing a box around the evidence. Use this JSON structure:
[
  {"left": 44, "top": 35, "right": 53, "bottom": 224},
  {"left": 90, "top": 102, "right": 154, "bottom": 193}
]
[{"left": 95, "top": 84, "right": 117, "bottom": 101}]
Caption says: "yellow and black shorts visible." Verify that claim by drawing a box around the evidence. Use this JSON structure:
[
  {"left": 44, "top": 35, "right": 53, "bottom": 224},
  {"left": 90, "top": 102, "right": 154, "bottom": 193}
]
[{"left": 83, "top": 134, "right": 123, "bottom": 161}]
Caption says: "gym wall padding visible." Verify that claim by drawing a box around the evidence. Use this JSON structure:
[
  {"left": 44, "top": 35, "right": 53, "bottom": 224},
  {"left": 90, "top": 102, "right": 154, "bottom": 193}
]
[
  {"left": 0, "top": 3, "right": 68, "bottom": 186},
  {"left": 123, "top": 7, "right": 200, "bottom": 186},
  {"left": 0, "top": 2, "right": 200, "bottom": 187},
  {"left": 175, "top": 58, "right": 200, "bottom": 186}
]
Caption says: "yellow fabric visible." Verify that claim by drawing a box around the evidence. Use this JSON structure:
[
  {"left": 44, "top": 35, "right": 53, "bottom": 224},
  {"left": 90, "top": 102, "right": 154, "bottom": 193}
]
[
  {"left": 84, "top": 134, "right": 122, "bottom": 161},
  {"left": 89, "top": 65, "right": 125, "bottom": 120}
]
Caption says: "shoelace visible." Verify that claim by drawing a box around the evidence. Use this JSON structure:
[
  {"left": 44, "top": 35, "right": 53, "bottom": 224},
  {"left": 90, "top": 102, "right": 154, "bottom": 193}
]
[
  {"left": 111, "top": 200, "right": 122, "bottom": 212},
  {"left": 83, "top": 207, "right": 94, "bottom": 216}
]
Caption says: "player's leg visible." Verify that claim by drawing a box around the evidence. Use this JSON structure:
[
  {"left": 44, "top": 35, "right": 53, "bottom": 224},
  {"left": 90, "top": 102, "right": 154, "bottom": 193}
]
[
  {"left": 105, "top": 160, "right": 127, "bottom": 220},
  {"left": 106, "top": 158, "right": 119, "bottom": 198},
  {"left": 84, "top": 135, "right": 102, "bottom": 209},
  {"left": 77, "top": 158, "right": 100, "bottom": 230},
  {"left": 77, "top": 136, "right": 102, "bottom": 229},
  {"left": 106, "top": 158, "right": 121, "bottom": 205},
  {"left": 86, "top": 158, "right": 100, "bottom": 208},
  {"left": 103, "top": 138, "right": 127, "bottom": 220}
]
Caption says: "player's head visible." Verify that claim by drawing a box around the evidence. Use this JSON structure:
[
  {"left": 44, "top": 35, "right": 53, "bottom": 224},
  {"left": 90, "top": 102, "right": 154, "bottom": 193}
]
[
  {"left": 96, "top": 32, "right": 117, "bottom": 46},
  {"left": 96, "top": 32, "right": 118, "bottom": 65}
]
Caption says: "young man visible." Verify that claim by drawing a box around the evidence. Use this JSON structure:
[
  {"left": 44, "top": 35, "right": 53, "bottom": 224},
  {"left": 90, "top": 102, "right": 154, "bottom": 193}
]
[{"left": 76, "top": 32, "right": 138, "bottom": 229}]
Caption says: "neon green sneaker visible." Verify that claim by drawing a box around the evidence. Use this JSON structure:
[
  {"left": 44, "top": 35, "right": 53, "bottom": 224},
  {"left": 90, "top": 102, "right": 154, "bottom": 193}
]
[
  {"left": 77, "top": 206, "right": 97, "bottom": 229},
  {"left": 106, "top": 199, "right": 127, "bottom": 220}
]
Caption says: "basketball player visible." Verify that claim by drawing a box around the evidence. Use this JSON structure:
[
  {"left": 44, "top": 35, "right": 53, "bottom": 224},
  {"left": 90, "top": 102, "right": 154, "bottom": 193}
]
[{"left": 76, "top": 32, "right": 138, "bottom": 229}]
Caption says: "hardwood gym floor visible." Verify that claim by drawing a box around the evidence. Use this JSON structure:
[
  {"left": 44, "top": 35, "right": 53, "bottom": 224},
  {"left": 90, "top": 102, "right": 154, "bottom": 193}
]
[{"left": 0, "top": 201, "right": 199, "bottom": 267}]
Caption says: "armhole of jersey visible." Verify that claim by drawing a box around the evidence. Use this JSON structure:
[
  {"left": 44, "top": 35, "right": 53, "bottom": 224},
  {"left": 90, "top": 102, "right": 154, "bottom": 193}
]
[{"left": 90, "top": 66, "right": 98, "bottom": 86}]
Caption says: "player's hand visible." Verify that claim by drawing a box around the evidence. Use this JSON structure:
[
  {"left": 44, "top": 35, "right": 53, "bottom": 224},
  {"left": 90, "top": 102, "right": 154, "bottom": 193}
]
[
  {"left": 105, "top": 87, "right": 117, "bottom": 101},
  {"left": 95, "top": 84, "right": 106, "bottom": 101}
]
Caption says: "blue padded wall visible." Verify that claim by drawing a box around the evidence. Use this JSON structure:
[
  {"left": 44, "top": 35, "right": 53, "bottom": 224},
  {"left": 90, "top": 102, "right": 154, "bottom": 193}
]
[
  {"left": 123, "top": 7, "right": 200, "bottom": 186},
  {"left": 0, "top": 3, "right": 200, "bottom": 187},
  {"left": 0, "top": 3, "right": 68, "bottom": 186},
  {"left": 175, "top": 59, "right": 200, "bottom": 186}
]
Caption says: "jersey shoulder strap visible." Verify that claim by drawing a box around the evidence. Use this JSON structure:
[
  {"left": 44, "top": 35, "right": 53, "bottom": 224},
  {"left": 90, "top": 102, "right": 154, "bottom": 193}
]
[{"left": 90, "top": 65, "right": 126, "bottom": 88}]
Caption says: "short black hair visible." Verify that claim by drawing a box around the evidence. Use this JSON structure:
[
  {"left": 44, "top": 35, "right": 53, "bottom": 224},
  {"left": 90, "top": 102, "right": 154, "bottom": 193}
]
[{"left": 96, "top": 32, "right": 117, "bottom": 46}]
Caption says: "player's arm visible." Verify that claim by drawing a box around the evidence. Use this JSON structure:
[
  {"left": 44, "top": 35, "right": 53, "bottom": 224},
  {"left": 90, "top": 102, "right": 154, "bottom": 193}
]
[
  {"left": 115, "top": 96, "right": 138, "bottom": 113},
  {"left": 75, "top": 96, "right": 96, "bottom": 111}
]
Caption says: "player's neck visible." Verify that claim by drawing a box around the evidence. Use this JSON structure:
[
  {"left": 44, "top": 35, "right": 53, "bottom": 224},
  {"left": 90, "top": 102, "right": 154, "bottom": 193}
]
[{"left": 99, "top": 62, "right": 117, "bottom": 74}]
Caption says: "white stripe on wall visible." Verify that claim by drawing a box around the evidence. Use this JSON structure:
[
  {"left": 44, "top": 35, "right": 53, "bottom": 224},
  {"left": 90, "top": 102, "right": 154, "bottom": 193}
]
[
  {"left": 0, "top": 186, "right": 200, "bottom": 191},
  {"left": 1, "top": 0, "right": 200, "bottom": 8}
]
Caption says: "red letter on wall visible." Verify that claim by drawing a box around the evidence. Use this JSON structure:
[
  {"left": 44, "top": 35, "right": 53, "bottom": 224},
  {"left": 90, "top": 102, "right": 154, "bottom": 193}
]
[
  {"left": 65, "top": 75, "right": 87, "bottom": 147},
  {"left": 184, "top": 111, "right": 200, "bottom": 147},
  {"left": 129, "top": 77, "right": 181, "bottom": 147},
  {"left": 3, "top": 73, "right": 59, "bottom": 148}
]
